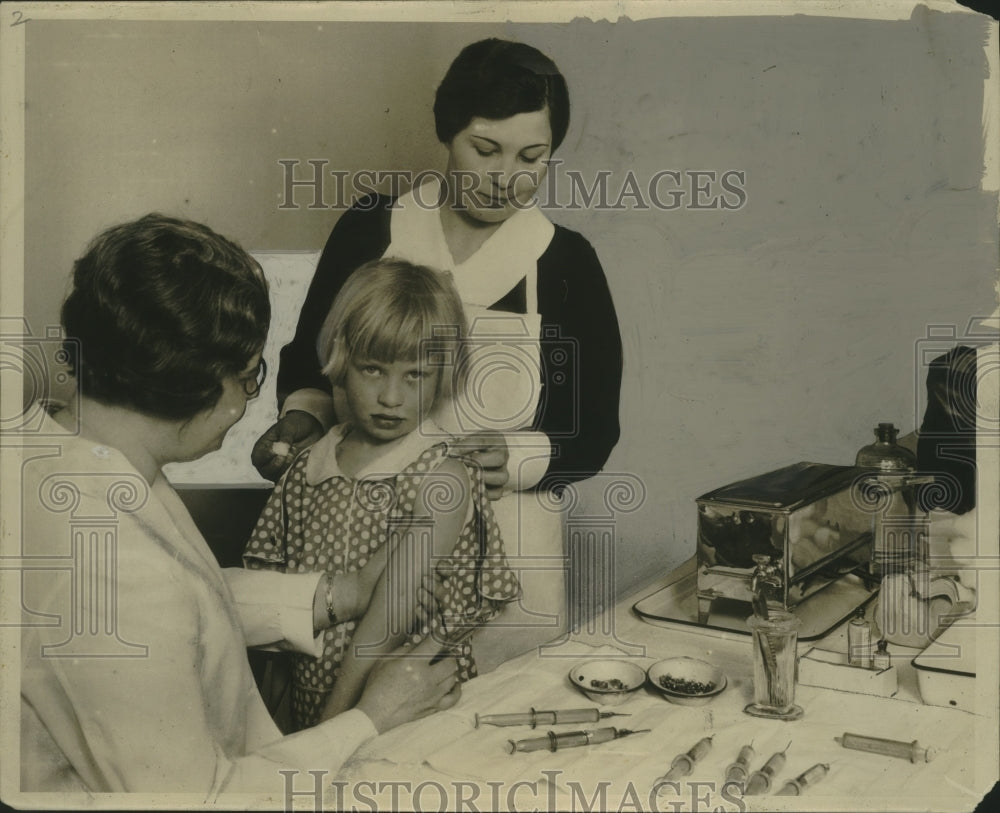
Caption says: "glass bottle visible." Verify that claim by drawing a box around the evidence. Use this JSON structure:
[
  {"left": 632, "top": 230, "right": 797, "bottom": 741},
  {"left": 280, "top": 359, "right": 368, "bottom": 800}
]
[
  {"left": 855, "top": 423, "right": 916, "bottom": 472},
  {"left": 858, "top": 423, "right": 921, "bottom": 578},
  {"left": 847, "top": 607, "right": 872, "bottom": 668},
  {"left": 872, "top": 639, "right": 891, "bottom": 671}
]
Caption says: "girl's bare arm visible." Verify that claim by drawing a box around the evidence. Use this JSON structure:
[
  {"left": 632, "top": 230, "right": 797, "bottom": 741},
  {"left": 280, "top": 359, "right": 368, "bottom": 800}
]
[{"left": 321, "top": 457, "right": 471, "bottom": 719}]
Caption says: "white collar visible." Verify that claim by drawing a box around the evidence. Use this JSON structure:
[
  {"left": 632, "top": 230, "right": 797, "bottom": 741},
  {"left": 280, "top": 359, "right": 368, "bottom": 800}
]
[
  {"left": 304, "top": 419, "right": 449, "bottom": 485},
  {"left": 386, "top": 175, "right": 554, "bottom": 309}
]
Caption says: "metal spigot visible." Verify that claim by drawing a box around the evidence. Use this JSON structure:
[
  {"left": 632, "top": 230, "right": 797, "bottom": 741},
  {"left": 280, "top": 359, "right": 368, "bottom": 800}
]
[
  {"left": 750, "top": 554, "right": 781, "bottom": 595},
  {"left": 750, "top": 554, "right": 782, "bottom": 618}
]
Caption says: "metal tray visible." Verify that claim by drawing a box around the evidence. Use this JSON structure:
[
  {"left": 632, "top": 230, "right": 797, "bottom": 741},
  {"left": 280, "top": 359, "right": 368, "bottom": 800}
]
[{"left": 634, "top": 556, "right": 875, "bottom": 641}]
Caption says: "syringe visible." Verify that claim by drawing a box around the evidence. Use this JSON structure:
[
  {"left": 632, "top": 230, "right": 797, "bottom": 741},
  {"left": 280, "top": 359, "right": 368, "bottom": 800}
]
[
  {"left": 775, "top": 763, "right": 830, "bottom": 795},
  {"left": 723, "top": 741, "right": 755, "bottom": 788},
  {"left": 837, "top": 732, "right": 937, "bottom": 763},
  {"left": 744, "top": 742, "right": 792, "bottom": 795},
  {"left": 654, "top": 735, "right": 715, "bottom": 785},
  {"left": 476, "top": 708, "right": 629, "bottom": 728},
  {"left": 506, "top": 727, "right": 650, "bottom": 754}
]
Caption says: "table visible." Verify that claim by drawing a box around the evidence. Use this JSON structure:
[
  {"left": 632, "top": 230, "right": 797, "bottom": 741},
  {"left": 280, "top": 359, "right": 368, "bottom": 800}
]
[{"left": 323, "top": 565, "right": 997, "bottom": 813}]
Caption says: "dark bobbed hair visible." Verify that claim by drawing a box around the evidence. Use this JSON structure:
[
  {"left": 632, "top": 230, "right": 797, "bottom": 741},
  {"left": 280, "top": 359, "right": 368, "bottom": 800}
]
[
  {"left": 317, "top": 258, "right": 469, "bottom": 404},
  {"left": 61, "top": 213, "right": 270, "bottom": 421},
  {"left": 434, "top": 38, "right": 570, "bottom": 151}
]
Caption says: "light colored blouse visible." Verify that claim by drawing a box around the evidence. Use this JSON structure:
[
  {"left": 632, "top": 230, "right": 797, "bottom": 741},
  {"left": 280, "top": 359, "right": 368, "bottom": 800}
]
[{"left": 18, "top": 411, "right": 376, "bottom": 797}]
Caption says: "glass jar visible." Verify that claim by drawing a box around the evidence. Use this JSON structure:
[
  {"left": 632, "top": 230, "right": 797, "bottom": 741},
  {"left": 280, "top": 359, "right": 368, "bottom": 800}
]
[
  {"left": 855, "top": 423, "right": 916, "bottom": 472},
  {"left": 745, "top": 611, "right": 803, "bottom": 720}
]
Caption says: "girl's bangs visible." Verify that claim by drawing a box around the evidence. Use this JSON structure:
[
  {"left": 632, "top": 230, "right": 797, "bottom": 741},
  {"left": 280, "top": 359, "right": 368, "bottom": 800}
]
[{"left": 348, "top": 303, "right": 455, "bottom": 364}]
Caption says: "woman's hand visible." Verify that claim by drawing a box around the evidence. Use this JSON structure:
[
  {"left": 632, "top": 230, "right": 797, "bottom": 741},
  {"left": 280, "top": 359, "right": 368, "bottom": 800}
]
[
  {"left": 348, "top": 635, "right": 462, "bottom": 733},
  {"left": 447, "top": 431, "right": 510, "bottom": 500},
  {"left": 251, "top": 410, "right": 324, "bottom": 481},
  {"left": 314, "top": 543, "right": 395, "bottom": 629}
]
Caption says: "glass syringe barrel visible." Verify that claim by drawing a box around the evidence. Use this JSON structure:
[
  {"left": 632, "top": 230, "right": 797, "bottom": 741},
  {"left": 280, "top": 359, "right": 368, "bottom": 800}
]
[
  {"left": 744, "top": 744, "right": 791, "bottom": 795},
  {"left": 477, "top": 708, "right": 606, "bottom": 728},
  {"left": 506, "top": 727, "right": 619, "bottom": 754},
  {"left": 724, "top": 743, "right": 756, "bottom": 785},
  {"left": 775, "top": 763, "right": 830, "bottom": 795},
  {"left": 839, "top": 732, "right": 937, "bottom": 763},
  {"left": 656, "top": 736, "right": 715, "bottom": 783}
]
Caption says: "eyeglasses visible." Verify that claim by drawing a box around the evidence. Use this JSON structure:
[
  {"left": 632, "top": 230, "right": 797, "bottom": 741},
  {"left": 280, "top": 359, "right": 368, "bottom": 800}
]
[{"left": 240, "top": 358, "right": 267, "bottom": 398}]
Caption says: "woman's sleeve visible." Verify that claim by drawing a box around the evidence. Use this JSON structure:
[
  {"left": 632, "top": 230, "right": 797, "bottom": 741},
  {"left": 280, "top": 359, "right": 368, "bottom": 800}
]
[
  {"left": 21, "top": 503, "right": 373, "bottom": 796},
  {"left": 277, "top": 198, "right": 393, "bottom": 417},
  {"left": 534, "top": 233, "right": 623, "bottom": 489},
  {"left": 220, "top": 709, "right": 377, "bottom": 796},
  {"left": 236, "top": 472, "right": 323, "bottom": 654},
  {"left": 917, "top": 345, "right": 978, "bottom": 514},
  {"left": 224, "top": 568, "right": 322, "bottom": 654}
]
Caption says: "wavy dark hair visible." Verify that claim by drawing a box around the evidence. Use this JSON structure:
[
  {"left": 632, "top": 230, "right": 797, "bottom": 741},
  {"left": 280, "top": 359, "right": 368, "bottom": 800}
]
[
  {"left": 61, "top": 214, "right": 270, "bottom": 421},
  {"left": 433, "top": 38, "right": 570, "bottom": 150}
]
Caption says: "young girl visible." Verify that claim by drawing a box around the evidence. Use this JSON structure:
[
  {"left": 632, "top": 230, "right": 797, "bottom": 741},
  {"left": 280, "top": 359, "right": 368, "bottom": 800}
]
[{"left": 244, "top": 258, "right": 520, "bottom": 731}]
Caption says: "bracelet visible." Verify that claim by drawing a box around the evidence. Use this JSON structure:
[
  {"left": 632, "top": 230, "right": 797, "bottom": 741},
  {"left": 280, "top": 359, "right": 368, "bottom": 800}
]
[{"left": 325, "top": 575, "right": 339, "bottom": 627}]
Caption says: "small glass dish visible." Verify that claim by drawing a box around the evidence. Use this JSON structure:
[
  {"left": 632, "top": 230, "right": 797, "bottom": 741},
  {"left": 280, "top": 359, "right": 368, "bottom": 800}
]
[
  {"left": 647, "top": 657, "right": 727, "bottom": 706},
  {"left": 568, "top": 659, "right": 646, "bottom": 706}
]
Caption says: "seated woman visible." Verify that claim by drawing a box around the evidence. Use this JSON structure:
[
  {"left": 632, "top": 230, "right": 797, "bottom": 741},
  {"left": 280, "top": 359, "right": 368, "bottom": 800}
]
[{"left": 19, "top": 214, "right": 461, "bottom": 795}]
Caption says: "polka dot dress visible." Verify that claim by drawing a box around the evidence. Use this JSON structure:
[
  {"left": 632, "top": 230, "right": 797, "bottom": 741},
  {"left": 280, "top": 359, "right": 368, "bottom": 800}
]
[{"left": 244, "top": 440, "right": 520, "bottom": 731}]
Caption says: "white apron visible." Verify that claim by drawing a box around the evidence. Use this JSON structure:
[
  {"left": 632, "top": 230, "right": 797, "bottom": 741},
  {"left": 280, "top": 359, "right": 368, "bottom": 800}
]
[
  {"left": 433, "top": 286, "right": 543, "bottom": 436},
  {"left": 377, "top": 179, "right": 569, "bottom": 664}
]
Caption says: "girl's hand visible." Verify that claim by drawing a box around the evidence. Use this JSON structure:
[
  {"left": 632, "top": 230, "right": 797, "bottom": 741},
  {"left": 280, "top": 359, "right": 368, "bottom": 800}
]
[
  {"left": 448, "top": 431, "right": 510, "bottom": 500},
  {"left": 251, "top": 410, "right": 324, "bottom": 481}
]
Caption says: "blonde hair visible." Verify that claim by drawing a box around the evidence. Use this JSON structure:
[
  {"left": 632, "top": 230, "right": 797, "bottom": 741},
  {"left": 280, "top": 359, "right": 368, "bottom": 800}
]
[{"left": 317, "top": 258, "right": 469, "bottom": 404}]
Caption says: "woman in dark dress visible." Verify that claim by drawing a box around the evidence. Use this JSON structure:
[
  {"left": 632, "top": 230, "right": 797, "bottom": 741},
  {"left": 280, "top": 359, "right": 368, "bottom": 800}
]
[{"left": 252, "top": 39, "right": 624, "bottom": 667}]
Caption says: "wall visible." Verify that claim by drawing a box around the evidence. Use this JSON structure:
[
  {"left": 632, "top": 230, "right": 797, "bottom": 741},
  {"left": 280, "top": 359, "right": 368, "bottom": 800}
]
[{"left": 16, "top": 6, "right": 999, "bottom": 599}]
